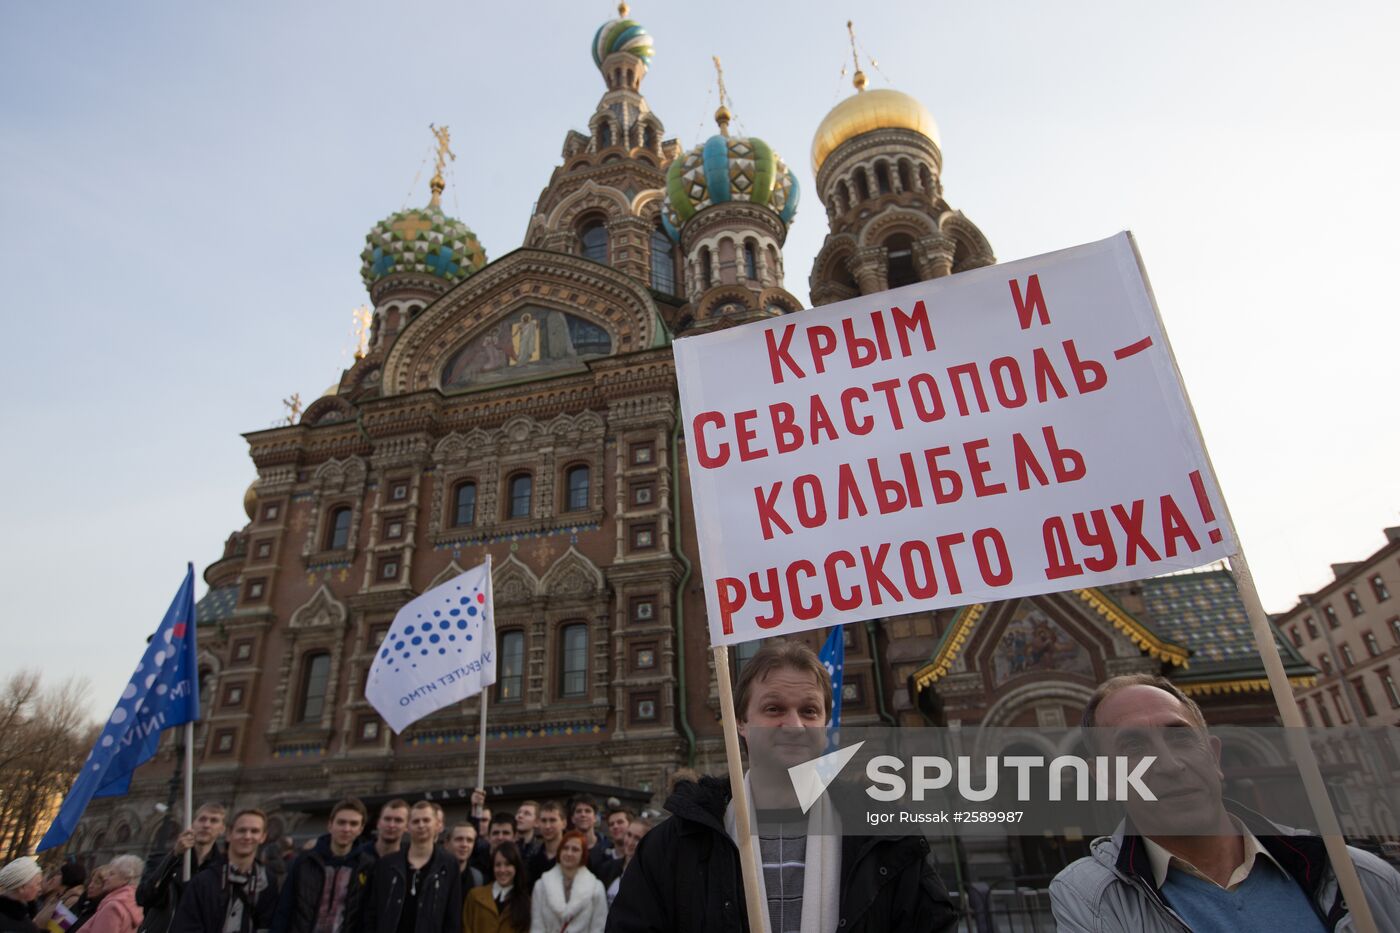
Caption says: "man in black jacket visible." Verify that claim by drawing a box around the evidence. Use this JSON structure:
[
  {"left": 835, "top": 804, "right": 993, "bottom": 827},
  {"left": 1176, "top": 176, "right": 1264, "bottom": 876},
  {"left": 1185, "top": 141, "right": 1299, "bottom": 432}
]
[
  {"left": 137, "top": 803, "right": 227, "bottom": 933},
  {"left": 361, "top": 801, "right": 460, "bottom": 933},
  {"left": 270, "top": 798, "right": 372, "bottom": 933},
  {"left": 172, "top": 809, "right": 279, "bottom": 933},
  {"left": 607, "top": 639, "right": 957, "bottom": 933}
]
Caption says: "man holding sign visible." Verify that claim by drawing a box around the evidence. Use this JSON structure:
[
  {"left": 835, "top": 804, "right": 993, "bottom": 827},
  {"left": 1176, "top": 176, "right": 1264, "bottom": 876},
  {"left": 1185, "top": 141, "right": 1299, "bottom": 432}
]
[{"left": 606, "top": 639, "right": 956, "bottom": 933}]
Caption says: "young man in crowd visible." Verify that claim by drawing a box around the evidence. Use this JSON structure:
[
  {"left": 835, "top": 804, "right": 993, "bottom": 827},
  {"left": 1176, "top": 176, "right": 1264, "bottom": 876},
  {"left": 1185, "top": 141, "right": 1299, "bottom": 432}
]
[
  {"left": 567, "top": 795, "right": 613, "bottom": 874},
  {"left": 137, "top": 803, "right": 226, "bottom": 933},
  {"left": 270, "top": 797, "right": 372, "bottom": 933},
  {"left": 513, "top": 801, "right": 540, "bottom": 857},
  {"left": 608, "top": 639, "right": 957, "bottom": 933},
  {"left": 524, "top": 802, "right": 565, "bottom": 884},
  {"left": 485, "top": 814, "right": 516, "bottom": 852},
  {"left": 362, "top": 801, "right": 460, "bottom": 933},
  {"left": 605, "top": 808, "right": 635, "bottom": 861},
  {"left": 1050, "top": 674, "right": 1400, "bottom": 931},
  {"left": 172, "top": 809, "right": 278, "bottom": 933},
  {"left": 362, "top": 800, "right": 410, "bottom": 863},
  {"left": 448, "top": 822, "right": 484, "bottom": 891}
]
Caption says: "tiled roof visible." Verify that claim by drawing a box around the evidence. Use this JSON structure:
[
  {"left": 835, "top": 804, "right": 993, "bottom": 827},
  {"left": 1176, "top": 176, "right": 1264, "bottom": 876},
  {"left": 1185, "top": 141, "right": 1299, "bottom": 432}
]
[
  {"left": 196, "top": 585, "right": 239, "bottom": 624},
  {"left": 1138, "top": 570, "right": 1311, "bottom": 680}
]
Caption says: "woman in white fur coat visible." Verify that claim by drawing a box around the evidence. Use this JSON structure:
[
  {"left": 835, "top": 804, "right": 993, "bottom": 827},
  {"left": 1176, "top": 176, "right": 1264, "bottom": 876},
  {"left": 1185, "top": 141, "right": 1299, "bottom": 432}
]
[{"left": 530, "top": 831, "right": 608, "bottom": 933}]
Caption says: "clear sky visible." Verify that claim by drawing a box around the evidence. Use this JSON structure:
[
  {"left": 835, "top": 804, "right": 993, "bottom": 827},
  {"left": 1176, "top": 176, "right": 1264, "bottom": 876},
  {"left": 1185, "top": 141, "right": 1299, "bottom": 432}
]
[{"left": 2, "top": 1, "right": 1396, "bottom": 718}]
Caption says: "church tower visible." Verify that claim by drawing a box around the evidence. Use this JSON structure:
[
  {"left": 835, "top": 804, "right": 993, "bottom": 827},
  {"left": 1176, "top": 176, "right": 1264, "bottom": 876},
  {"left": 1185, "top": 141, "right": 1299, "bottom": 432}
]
[
  {"left": 658, "top": 61, "right": 803, "bottom": 331},
  {"left": 524, "top": 5, "right": 684, "bottom": 301},
  {"left": 808, "top": 26, "right": 994, "bottom": 306}
]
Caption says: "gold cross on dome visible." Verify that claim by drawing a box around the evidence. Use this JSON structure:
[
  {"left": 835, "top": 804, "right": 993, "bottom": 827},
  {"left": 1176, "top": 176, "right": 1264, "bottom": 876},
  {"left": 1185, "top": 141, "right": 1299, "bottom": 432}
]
[
  {"left": 391, "top": 213, "right": 432, "bottom": 241},
  {"left": 282, "top": 392, "right": 303, "bottom": 425}
]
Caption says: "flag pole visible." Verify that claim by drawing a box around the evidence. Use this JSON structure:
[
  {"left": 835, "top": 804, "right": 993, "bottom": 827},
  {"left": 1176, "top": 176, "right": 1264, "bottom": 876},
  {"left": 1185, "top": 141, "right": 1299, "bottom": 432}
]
[
  {"left": 1127, "top": 234, "right": 1378, "bottom": 932},
  {"left": 181, "top": 720, "right": 194, "bottom": 881},
  {"left": 474, "top": 554, "right": 492, "bottom": 817},
  {"left": 713, "top": 645, "right": 767, "bottom": 933}
]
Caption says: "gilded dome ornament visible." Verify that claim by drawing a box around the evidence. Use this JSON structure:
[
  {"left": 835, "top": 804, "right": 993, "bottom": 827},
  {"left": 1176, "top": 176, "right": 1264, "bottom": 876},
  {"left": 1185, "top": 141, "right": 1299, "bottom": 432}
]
[{"left": 810, "top": 22, "right": 941, "bottom": 173}]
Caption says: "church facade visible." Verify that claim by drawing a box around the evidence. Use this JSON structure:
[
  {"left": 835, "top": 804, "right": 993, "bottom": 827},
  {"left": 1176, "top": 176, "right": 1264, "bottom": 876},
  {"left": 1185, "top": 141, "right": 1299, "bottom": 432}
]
[{"left": 71, "top": 8, "right": 1315, "bottom": 881}]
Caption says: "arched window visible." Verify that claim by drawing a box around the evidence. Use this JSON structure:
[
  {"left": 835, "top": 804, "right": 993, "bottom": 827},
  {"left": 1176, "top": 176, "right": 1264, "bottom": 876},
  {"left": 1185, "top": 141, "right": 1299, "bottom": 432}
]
[
  {"left": 885, "top": 235, "right": 918, "bottom": 288},
  {"left": 560, "top": 624, "right": 588, "bottom": 697},
  {"left": 919, "top": 164, "right": 934, "bottom": 192},
  {"left": 875, "top": 163, "right": 892, "bottom": 195},
  {"left": 836, "top": 180, "right": 851, "bottom": 213},
  {"left": 581, "top": 221, "right": 608, "bottom": 263},
  {"left": 498, "top": 631, "right": 524, "bottom": 701},
  {"left": 599, "top": 122, "right": 613, "bottom": 148},
  {"left": 743, "top": 242, "right": 757, "bottom": 281},
  {"left": 114, "top": 824, "right": 132, "bottom": 845},
  {"left": 507, "top": 473, "right": 532, "bottom": 519},
  {"left": 700, "top": 247, "right": 713, "bottom": 289},
  {"left": 298, "top": 652, "right": 331, "bottom": 723},
  {"left": 452, "top": 482, "right": 476, "bottom": 526},
  {"left": 897, "top": 160, "right": 914, "bottom": 192},
  {"left": 854, "top": 171, "right": 870, "bottom": 201},
  {"left": 198, "top": 667, "right": 213, "bottom": 713},
  {"left": 326, "top": 506, "right": 352, "bottom": 550},
  {"left": 565, "top": 465, "right": 590, "bottom": 512},
  {"left": 650, "top": 228, "right": 676, "bottom": 294},
  {"left": 643, "top": 124, "right": 656, "bottom": 148}
]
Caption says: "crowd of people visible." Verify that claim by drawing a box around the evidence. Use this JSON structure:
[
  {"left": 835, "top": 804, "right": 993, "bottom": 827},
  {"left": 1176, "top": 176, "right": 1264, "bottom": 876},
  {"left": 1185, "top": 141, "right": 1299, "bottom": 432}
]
[
  {"left": 0, "top": 786, "right": 656, "bottom": 933},
  {"left": 5, "top": 641, "right": 1399, "bottom": 933}
]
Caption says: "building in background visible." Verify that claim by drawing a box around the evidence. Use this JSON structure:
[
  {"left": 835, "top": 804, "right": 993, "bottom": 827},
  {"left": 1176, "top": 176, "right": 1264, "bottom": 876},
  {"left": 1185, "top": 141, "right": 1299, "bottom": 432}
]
[
  {"left": 1279, "top": 527, "right": 1400, "bottom": 728},
  {"left": 69, "top": 8, "right": 1318, "bottom": 886}
]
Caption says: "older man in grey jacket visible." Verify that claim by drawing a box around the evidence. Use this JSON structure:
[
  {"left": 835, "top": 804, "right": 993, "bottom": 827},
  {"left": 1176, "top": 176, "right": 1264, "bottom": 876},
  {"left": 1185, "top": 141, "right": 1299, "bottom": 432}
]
[{"left": 1049, "top": 674, "right": 1400, "bottom": 932}]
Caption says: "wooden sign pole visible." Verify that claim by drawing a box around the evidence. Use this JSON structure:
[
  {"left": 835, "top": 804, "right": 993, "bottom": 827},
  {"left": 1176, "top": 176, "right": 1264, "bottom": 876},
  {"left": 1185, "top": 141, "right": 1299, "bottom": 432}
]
[
  {"left": 1131, "top": 234, "right": 1378, "bottom": 931},
  {"left": 1229, "top": 551, "right": 1378, "bottom": 932},
  {"left": 713, "top": 645, "right": 769, "bottom": 933}
]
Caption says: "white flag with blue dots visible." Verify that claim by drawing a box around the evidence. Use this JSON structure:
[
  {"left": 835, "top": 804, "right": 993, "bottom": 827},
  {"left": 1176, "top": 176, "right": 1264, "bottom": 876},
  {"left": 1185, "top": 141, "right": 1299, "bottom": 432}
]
[{"left": 366, "top": 560, "right": 496, "bottom": 733}]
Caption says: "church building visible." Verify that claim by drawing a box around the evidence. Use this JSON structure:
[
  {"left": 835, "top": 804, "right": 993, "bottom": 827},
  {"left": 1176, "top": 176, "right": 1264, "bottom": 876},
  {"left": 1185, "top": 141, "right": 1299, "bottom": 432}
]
[{"left": 71, "top": 8, "right": 1314, "bottom": 883}]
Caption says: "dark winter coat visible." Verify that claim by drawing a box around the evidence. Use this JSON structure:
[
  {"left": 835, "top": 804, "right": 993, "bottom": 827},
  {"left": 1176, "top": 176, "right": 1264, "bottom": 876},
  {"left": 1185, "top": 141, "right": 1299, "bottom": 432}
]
[
  {"left": 270, "top": 835, "right": 375, "bottom": 933},
  {"left": 606, "top": 776, "right": 958, "bottom": 933},
  {"left": 170, "top": 863, "right": 279, "bottom": 933},
  {"left": 136, "top": 845, "right": 225, "bottom": 933},
  {"left": 360, "top": 847, "right": 460, "bottom": 933},
  {"left": 0, "top": 896, "right": 38, "bottom": 933}
]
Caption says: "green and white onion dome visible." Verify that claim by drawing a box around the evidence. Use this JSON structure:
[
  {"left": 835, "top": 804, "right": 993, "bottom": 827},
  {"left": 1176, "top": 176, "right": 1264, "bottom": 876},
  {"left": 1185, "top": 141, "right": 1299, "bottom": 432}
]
[
  {"left": 661, "top": 132, "right": 800, "bottom": 241},
  {"left": 592, "top": 5, "right": 655, "bottom": 70},
  {"left": 360, "top": 202, "right": 486, "bottom": 289}
]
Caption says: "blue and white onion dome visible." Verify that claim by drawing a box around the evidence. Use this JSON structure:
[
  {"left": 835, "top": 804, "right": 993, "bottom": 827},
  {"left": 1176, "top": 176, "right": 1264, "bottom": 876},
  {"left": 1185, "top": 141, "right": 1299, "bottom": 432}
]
[
  {"left": 661, "top": 123, "right": 800, "bottom": 241},
  {"left": 359, "top": 187, "right": 487, "bottom": 289},
  {"left": 592, "top": 4, "right": 655, "bottom": 70}
]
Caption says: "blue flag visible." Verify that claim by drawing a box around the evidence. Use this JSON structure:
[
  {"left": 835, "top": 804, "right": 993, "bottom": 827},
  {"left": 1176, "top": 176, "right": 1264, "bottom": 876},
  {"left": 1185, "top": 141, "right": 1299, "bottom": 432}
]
[
  {"left": 819, "top": 625, "right": 845, "bottom": 750},
  {"left": 39, "top": 565, "right": 201, "bottom": 851}
]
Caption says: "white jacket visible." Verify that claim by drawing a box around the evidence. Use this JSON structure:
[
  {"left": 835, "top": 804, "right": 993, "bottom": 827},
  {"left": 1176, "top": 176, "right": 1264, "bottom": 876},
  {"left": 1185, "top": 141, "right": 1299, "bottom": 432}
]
[{"left": 530, "top": 865, "right": 608, "bottom": 933}]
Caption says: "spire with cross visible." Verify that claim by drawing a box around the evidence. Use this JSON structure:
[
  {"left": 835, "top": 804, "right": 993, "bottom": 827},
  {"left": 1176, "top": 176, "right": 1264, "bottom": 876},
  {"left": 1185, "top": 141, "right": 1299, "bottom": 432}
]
[{"left": 428, "top": 123, "right": 455, "bottom": 208}]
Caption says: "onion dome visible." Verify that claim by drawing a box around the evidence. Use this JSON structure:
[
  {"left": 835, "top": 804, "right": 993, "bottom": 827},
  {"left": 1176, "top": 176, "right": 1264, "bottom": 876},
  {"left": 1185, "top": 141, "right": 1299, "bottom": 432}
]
[
  {"left": 592, "top": 4, "right": 654, "bottom": 69},
  {"left": 359, "top": 178, "right": 486, "bottom": 289},
  {"left": 661, "top": 114, "right": 800, "bottom": 240},
  {"left": 811, "top": 73, "right": 940, "bottom": 173},
  {"left": 243, "top": 481, "right": 258, "bottom": 520}
]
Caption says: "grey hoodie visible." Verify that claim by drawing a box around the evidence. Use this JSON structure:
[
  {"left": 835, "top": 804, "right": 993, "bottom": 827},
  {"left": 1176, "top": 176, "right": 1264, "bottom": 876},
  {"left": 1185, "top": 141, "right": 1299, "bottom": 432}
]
[{"left": 1049, "top": 810, "right": 1400, "bottom": 932}]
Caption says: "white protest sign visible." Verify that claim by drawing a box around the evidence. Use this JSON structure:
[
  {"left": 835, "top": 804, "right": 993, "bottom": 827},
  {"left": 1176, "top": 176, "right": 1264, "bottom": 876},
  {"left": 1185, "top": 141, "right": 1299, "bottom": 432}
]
[{"left": 675, "top": 232, "right": 1234, "bottom": 647}]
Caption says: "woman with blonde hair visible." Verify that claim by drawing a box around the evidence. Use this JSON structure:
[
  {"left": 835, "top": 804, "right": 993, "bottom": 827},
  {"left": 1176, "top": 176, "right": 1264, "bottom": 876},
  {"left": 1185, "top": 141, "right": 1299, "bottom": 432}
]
[
  {"left": 82, "top": 856, "right": 143, "bottom": 933},
  {"left": 529, "top": 832, "right": 605, "bottom": 933}
]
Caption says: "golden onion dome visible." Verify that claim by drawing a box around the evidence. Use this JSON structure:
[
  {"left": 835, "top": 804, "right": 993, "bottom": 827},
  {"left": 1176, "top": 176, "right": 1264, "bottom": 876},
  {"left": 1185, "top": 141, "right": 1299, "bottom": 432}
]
[
  {"left": 811, "top": 86, "right": 940, "bottom": 174},
  {"left": 243, "top": 481, "right": 258, "bottom": 520}
]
